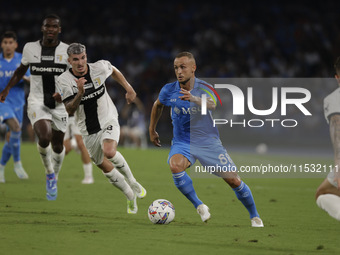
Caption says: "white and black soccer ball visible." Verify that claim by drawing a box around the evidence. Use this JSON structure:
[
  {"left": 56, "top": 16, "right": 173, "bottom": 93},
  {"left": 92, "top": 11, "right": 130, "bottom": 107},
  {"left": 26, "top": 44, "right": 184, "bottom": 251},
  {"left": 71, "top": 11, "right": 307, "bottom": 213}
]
[{"left": 148, "top": 199, "right": 175, "bottom": 224}]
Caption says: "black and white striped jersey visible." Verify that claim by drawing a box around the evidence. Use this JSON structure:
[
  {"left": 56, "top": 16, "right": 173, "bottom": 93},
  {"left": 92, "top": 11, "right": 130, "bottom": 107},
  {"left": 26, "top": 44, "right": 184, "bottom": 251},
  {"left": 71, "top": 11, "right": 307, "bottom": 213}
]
[
  {"left": 21, "top": 40, "right": 69, "bottom": 109},
  {"left": 56, "top": 60, "right": 118, "bottom": 135}
]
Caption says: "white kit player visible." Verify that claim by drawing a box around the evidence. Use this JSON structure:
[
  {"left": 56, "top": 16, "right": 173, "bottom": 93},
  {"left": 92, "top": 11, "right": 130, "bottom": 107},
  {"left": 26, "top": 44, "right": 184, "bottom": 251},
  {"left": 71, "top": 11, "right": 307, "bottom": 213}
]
[
  {"left": 315, "top": 56, "right": 340, "bottom": 221},
  {"left": 0, "top": 14, "right": 68, "bottom": 200},
  {"left": 56, "top": 43, "right": 146, "bottom": 214}
]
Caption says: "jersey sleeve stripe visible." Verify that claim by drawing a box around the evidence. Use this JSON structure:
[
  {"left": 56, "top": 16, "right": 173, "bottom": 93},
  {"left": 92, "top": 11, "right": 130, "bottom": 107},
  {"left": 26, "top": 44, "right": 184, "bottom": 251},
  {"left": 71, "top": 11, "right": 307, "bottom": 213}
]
[{"left": 63, "top": 94, "right": 75, "bottom": 103}]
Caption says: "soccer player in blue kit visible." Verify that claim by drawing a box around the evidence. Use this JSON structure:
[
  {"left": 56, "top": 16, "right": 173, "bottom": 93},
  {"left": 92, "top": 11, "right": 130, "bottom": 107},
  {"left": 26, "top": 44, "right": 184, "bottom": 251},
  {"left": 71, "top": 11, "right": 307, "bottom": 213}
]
[
  {"left": 0, "top": 31, "right": 30, "bottom": 182},
  {"left": 149, "top": 52, "right": 264, "bottom": 227}
]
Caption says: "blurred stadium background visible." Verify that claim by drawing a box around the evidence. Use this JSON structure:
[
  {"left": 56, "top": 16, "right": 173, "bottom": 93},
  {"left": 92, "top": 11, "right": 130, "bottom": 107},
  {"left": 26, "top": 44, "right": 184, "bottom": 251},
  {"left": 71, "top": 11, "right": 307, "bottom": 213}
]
[{"left": 1, "top": 0, "right": 339, "bottom": 150}]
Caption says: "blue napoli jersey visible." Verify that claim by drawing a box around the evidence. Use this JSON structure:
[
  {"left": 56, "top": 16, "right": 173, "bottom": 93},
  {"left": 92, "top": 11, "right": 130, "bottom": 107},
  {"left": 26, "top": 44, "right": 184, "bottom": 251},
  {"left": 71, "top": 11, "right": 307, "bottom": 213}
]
[
  {"left": 159, "top": 78, "right": 220, "bottom": 146},
  {"left": 0, "top": 52, "right": 30, "bottom": 107}
]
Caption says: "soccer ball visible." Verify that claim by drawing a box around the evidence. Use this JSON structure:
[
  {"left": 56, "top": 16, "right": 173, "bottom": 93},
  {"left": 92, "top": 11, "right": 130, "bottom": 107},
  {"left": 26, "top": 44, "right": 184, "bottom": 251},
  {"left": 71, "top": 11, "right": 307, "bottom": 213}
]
[{"left": 148, "top": 199, "right": 175, "bottom": 224}]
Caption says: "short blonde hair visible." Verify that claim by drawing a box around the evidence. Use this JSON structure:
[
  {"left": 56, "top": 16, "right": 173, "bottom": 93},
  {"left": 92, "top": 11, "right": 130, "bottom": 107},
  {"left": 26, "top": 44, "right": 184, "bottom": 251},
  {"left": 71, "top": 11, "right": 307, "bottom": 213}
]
[{"left": 175, "top": 52, "right": 196, "bottom": 64}]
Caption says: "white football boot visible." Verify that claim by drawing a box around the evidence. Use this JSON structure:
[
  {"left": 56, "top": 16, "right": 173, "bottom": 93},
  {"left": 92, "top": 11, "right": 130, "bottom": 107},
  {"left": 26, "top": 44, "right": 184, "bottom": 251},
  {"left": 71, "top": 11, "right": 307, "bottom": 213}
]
[
  {"left": 14, "top": 162, "right": 29, "bottom": 179},
  {"left": 81, "top": 176, "right": 94, "bottom": 184},
  {"left": 197, "top": 204, "right": 211, "bottom": 222},
  {"left": 251, "top": 217, "right": 264, "bottom": 227}
]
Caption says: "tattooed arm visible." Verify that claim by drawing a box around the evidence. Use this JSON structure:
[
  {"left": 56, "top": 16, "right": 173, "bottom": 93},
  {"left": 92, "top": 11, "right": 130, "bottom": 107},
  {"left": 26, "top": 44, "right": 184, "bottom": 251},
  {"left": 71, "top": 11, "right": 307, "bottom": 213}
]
[{"left": 329, "top": 114, "right": 340, "bottom": 189}]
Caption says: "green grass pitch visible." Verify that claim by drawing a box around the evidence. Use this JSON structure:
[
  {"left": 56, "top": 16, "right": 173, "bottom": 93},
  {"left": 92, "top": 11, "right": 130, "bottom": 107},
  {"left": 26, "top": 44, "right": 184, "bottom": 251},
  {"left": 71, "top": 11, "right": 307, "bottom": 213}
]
[{"left": 0, "top": 142, "right": 339, "bottom": 255}]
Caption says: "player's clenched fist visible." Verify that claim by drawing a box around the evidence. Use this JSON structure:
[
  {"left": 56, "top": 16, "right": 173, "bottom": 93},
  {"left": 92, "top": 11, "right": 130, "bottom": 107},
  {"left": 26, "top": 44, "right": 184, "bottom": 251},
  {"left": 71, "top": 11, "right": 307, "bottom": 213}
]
[
  {"left": 75, "top": 77, "right": 87, "bottom": 95},
  {"left": 0, "top": 89, "right": 9, "bottom": 103}
]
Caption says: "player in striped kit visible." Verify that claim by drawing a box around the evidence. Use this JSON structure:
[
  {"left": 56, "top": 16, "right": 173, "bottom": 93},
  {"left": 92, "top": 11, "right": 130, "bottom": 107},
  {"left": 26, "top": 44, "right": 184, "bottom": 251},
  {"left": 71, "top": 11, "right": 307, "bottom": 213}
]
[
  {"left": 0, "top": 31, "right": 30, "bottom": 182},
  {"left": 0, "top": 14, "right": 68, "bottom": 200},
  {"left": 56, "top": 43, "right": 146, "bottom": 214},
  {"left": 315, "top": 56, "right": 340, "bottom": 221}
]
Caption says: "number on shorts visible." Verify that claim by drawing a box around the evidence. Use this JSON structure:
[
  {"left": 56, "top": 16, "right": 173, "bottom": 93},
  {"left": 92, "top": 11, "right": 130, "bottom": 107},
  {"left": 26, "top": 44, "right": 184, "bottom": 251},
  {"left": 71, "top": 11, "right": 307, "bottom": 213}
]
[
  {"left": 218, "top": 154, "right": 228, "bottom": 165},
  {"left": 218, "top": 153, "right": 234, "bottom": 165}
]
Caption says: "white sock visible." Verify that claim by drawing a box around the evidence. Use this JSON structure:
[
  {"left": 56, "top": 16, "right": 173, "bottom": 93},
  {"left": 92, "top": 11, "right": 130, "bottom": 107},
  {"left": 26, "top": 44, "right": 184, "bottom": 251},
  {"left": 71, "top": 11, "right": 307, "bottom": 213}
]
[
  {"left": 83, "top": 162, "right": 93, "bottom": 178},
  {"left": 37, "top": 144, "right": 54, "bottom": 174},
  {"left": 108, "top": 151, "right": 136, "bottom": 185},
  {"left": 52, "top": 147, "right": 65, "bottom": 178},
  {"left": 316, "top": 194, "right": 340, "bottom": 221},
  {"left": 14, "top": 161, "right": 22, "bottom": 167},
  {"left": 0, "top": 164, "right": 5, "bottom": 182},
  {"left": 104, "top": 169, "right": 134, "bottom": 200}
]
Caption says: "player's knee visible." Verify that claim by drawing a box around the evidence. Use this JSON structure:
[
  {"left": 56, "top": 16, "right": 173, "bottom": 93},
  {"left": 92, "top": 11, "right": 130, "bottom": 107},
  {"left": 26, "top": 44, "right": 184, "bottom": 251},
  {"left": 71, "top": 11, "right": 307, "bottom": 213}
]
[
  {"left": 102, "top": 139, "right": 118, "bottom": 159},
  {"left": 315, "top": 187, "right": 326, "bottom": 200},
  {"left": 10, "top": 123, "right": 21, "bottom": 132},
  {"left": 36, "top": 132, "right": 52, "bottom": 147},
  {"left": 38, "top": 136, "right": 51, "bottom": 148},
  {"left": 52, "top": 144, "right": 64, "bottom": 154},
  {"left": 224, "top": 177, "right": 241, "bottom": 188},
  {"left": 169, "top": 162, "right": 186, "bottom": 173},
  {"left": 11, "top": 125, "right": 21, "bottom": 133},
  {"left": 103, "top": 147, "right": 117, "bottom": 159},
  {"left": 169, "top": 155, "right": 189, "bottom": 173},
  {"left": 50, "top": 137, "right": 65, "bottom": 153}
]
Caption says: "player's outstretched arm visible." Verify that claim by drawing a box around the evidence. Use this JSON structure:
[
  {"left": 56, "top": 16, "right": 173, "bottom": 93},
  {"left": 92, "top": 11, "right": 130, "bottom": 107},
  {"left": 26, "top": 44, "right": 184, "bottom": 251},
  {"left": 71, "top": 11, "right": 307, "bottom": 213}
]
[
  {"left": 149, "top": 99, "right": 164, "bottom": 147},
  {"left": 64, "top": 78, "right": 86, "bottom": 116},
  {"left": 329, "top": 114, "right": 340, "bottom": 190},
  {"left": 111, "top": 65, "right": 136, "bottom": 104},
  {"left": 0, "top": 64, "right": 28, "bottom": 103}
]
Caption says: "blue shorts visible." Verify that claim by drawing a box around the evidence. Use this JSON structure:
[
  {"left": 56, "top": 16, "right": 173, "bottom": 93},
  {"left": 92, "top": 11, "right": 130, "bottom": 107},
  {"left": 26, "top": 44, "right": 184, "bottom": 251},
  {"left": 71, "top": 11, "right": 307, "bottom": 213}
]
[
  {"left": 0, "top": 103, "right": 24, "bottom": 126},
  {"left": 168, "top": 140, "right": 237, "bottom": 172},
  {"left": 168, "top": 141, "right": 192, "bottom": 164}
]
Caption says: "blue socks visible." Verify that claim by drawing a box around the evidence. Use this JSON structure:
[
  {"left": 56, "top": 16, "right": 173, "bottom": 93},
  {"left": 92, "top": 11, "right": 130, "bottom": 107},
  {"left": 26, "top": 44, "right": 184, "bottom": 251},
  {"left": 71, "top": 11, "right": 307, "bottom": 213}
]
[
  {"left": 172, "top": 171, "right": 202, "bottom": 208},
  {"left": 0, "top": 142, "right": 12, "bottom": 165},
  {"left": 0, "top": 131, "right": 22, "bottom": 165},
  {"left": 233, "top": 181, "right": 259, "bottom": 218},
  {"left": 172, "top": 172, "right": 259, "bottom": 218},
  {"left": 9, "top": 131, "right": 21, "bottom": 162}
]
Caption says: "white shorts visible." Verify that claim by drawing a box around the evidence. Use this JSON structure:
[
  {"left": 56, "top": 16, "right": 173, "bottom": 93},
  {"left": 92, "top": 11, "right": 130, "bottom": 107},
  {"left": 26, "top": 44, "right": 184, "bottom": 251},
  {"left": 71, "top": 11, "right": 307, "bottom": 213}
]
[
  {"left": 64, "top": 116, "right": 81, "bottom": 140},
  {"left": 82, "top": 119, "right": 120, "bottom": 165},
  {"left": 27, "top": 102, "right": 68, "bottom": 133},
  {"left": 327, "top": 169, "right": 339, "bottom": 188}
]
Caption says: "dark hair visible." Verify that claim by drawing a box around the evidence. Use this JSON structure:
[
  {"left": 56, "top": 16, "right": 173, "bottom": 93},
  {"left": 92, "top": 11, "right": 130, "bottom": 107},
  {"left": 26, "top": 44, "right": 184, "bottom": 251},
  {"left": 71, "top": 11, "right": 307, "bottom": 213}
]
[
  {"left": 67, "top": 43, "right": 86, "bottom": 56},
  {"left": 43, "top": 14, "right": 61, "bottom": 26},
  {"left": 334, "top": 57, "right": 340, "bottom": 75},
  {"left": 1, "top": 31, "right": 17, "bottom": 42}
]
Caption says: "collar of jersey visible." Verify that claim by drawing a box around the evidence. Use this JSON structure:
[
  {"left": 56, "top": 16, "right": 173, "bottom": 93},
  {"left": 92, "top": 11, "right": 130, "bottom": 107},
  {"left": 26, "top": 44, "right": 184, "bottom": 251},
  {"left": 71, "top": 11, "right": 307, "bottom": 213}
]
[
  {"left": 39, "top": 40, "right": 61, "bottom": 48},
  {"left": 70, "top": 64, "right": 90, "bottom": 78}
]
